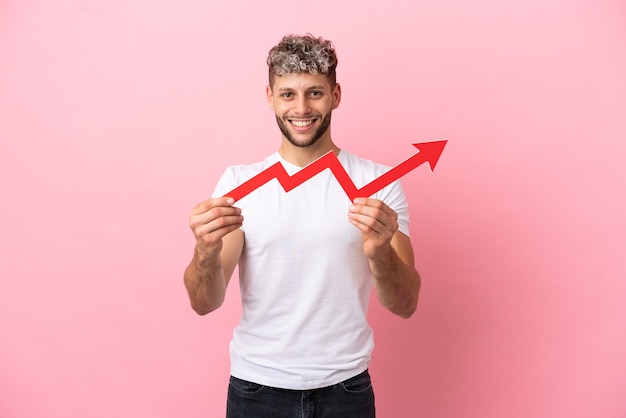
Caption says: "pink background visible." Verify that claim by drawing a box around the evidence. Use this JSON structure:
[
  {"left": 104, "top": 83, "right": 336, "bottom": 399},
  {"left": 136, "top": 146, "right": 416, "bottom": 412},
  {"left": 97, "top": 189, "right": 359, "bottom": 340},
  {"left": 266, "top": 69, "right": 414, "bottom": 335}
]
[{"left": 1, "top": 0, "right": 625, "bottom": 417}]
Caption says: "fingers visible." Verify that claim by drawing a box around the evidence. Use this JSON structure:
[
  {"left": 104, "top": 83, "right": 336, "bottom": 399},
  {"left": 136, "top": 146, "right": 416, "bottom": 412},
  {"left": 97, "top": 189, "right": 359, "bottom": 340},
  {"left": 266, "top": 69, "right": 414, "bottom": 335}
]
[
  {"left": 189, "top": 197, "right": 243, "bottom": 247},
  {"left": 189, "top": 197, "right": 235, "bottom": 217},
  {"left": 348, "top": 198, "right": 398, "bottom": 235}
]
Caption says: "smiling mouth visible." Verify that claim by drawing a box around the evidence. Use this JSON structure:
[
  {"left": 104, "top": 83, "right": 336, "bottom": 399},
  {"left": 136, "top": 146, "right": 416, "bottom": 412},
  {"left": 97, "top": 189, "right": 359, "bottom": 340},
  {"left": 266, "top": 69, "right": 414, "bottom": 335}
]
[{"left": 289, "top": 119, "right": 316, "bottom": 128}]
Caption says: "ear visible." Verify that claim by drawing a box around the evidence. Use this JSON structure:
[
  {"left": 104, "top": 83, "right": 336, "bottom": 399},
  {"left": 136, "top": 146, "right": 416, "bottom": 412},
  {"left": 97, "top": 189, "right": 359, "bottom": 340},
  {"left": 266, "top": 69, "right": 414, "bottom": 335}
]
[
  {"left": 332, "top": 83, "right": 342, "bottom": 110},
  {"left": 266, "top": 84, "right": 275, "bottom": 111}
]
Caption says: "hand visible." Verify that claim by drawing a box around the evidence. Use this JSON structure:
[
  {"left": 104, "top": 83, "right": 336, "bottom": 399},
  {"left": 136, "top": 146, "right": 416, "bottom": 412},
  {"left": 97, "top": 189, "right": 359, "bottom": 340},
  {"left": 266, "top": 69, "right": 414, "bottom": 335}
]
[
  {"left": 188, "top": 197, "right": 243, "bottom": 257},
  {"left": 348, "top": 198, "right": 399, "bottom": 261}
]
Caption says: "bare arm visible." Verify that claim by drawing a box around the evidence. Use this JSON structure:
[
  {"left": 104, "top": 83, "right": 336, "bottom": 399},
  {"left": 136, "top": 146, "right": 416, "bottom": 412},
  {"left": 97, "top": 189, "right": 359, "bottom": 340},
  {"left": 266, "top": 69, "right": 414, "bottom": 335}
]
[
  {"left": 348, "top": 198, "right": 420, "bottom": 319},
  {"left": 183, "top": 197, "right": 244, "bottom": 315}
]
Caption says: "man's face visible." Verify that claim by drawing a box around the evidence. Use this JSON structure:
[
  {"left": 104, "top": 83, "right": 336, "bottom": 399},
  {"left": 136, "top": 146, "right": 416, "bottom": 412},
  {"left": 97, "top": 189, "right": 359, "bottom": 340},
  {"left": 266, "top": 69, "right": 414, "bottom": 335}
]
[{"left": 267, "top": 73, "right": 341, "bottom": 148}]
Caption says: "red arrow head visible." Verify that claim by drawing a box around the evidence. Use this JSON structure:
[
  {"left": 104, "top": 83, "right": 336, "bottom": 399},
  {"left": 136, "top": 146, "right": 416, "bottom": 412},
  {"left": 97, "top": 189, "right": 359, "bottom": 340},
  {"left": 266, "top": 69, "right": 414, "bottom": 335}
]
[{"left": 412, "top": 140, "right": 448, "bottom": 171}]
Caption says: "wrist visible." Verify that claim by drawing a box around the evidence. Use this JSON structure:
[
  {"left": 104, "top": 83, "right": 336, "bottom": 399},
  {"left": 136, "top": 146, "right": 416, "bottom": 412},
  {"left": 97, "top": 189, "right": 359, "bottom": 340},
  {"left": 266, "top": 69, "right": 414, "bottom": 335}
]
[
  {"left": 369, "top": 245, "right": 396, "bottom": 272},
  {"left": 194, "top": 243, "right": 222, "bottom": 266}
]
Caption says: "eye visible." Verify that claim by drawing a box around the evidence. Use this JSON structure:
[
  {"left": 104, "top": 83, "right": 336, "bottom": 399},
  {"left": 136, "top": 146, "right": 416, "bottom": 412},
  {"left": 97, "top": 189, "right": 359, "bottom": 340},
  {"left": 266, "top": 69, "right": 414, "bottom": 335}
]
[
  {"left": 281, "top": 92, "right": 293, "bottom": 98},
  {"left": 309, "top": 91, "right": 323, "bottom": 97}
]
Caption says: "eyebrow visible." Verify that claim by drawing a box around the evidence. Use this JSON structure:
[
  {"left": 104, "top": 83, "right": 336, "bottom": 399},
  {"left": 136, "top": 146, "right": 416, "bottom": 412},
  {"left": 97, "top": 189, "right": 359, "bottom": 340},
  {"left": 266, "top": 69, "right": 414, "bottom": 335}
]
[{"left": 277, "top": 85, "right": 327, "bottom": 92}]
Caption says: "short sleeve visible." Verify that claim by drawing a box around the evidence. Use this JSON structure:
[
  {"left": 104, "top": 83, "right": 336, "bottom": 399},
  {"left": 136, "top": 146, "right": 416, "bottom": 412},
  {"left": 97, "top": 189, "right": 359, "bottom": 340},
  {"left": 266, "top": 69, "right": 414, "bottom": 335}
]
[
  {"left": 211, "top": 166, "right": 238, "bottom": 198},
  {"left": 375, "top": 179, "right": 410, "bottom": 237}
]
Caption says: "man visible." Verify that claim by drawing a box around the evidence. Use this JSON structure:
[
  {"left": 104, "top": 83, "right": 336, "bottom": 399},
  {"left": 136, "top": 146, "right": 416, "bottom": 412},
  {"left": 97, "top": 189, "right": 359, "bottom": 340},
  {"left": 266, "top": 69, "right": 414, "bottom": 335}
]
[{"left": 184, "top": 34, "right": 420, "bottom": 418}]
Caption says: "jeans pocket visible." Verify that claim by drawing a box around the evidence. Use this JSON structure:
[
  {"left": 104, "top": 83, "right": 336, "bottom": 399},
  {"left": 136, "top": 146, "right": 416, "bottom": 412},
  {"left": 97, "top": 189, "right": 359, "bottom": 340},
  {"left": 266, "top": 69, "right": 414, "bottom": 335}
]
[
  {"left": 229, "top": 376, "right": 265, "bottom": 395},
  {"left": 339, "top": 371, "right": 373, "bottom": 394}
]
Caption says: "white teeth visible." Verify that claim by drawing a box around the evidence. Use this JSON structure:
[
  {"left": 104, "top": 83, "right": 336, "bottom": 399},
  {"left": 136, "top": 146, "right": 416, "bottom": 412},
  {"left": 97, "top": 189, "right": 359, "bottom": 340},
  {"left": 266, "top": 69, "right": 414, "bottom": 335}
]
[{"left": 291, "top": 120, "right": 313, "bottom": 127}]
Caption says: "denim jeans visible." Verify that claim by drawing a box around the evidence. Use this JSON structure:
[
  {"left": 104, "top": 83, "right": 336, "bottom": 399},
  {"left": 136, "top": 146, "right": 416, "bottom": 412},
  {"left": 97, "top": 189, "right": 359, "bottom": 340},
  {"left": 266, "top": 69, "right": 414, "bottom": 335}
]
[{"left": 226, "top": 370, "right": 376, "bottom": 418}]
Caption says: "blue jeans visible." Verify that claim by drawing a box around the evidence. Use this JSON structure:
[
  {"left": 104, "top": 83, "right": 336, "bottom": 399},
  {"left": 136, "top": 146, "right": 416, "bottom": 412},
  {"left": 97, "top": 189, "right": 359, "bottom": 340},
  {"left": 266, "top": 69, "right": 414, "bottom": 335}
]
[{"left": 226, "top": 370, "right": 376, "bottom": 418}]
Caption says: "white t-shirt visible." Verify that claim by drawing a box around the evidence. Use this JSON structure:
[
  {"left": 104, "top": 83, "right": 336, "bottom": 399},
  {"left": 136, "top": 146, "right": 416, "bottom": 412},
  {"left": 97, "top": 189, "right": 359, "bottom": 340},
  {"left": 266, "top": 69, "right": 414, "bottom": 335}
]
[{"left": 212, "top": 149, "right": 410, "bottom": 390}]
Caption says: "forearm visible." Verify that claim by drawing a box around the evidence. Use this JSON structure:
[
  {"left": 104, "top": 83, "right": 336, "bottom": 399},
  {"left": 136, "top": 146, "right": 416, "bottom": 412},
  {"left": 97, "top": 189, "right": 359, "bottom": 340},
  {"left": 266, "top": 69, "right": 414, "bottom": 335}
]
[
  {"left": 183, "top": 246, "right": 228, "bottom": 315},
  {"left": 370, "top": 246, "right": 420, "bottom": 319}
]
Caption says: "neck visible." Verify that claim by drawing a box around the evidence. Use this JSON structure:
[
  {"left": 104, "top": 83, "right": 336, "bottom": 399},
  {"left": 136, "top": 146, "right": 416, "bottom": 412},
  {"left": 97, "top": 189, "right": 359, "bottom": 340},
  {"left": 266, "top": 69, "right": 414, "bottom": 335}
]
[{"left": 278, "top": 138, "right": 340, "bottom": 167}]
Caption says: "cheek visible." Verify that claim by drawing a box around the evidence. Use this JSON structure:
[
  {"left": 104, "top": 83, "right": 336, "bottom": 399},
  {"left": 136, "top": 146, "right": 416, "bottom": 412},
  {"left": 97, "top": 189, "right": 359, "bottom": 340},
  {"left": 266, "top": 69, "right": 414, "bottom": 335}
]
[{"left": 271, "top": 102, "right": 287, "bottom": 115}]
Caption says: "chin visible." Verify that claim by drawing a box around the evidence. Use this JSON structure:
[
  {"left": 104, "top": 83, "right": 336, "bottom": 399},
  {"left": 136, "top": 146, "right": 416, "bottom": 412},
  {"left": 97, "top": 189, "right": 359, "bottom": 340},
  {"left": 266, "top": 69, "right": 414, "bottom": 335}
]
[{"left": 287, "top": 136, "right": 321, "bottom": 148}]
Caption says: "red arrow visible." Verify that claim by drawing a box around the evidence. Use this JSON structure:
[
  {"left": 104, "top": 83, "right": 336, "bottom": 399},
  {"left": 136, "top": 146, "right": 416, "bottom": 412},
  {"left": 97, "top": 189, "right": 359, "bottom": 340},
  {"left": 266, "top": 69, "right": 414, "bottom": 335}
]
[{"left": 224, "top": 140, "right": 447, "bottom": 202}]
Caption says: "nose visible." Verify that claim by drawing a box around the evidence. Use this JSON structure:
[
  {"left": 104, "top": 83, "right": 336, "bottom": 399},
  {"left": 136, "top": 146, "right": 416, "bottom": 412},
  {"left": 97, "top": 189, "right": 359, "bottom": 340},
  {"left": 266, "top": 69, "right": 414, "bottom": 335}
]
[{"left": 294, "top": 96, "right": 311, "bottom": 115}]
